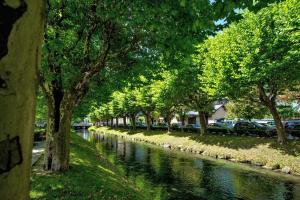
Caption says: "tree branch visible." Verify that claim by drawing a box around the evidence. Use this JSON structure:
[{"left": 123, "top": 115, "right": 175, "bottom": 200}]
[
  {"left": 66, "top": 21, "right": 116, "bottom": 106},
  {"left": 258, "top": 83, "right": 270, "bottom": 106},
  {"left": 38, "top": 72, "right": 52, "bottom": 101}
]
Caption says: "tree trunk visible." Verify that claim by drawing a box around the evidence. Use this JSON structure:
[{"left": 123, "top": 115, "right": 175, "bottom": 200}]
[
  {"left": 123, "top": 116, "right": 126, "bottom": 127},
  {"left": 44, "top": 99, "right": 73, "bottom": 171},
  {"left": 181, "top": 112, "right": 185, "bottom": 133},
  {"left": 106, "top": 119, "right": 109, "bottom": 126},
  {"left": 146, "top": 111, "right": 151, "bottom": 131},
  {"left": 0, "top": 1, "right": 44, "bottom": 199},
  {"left": 199, "top": 111, "right": 207, "bottom": 136},
  {"left": 205, "top": 113, "right": 209, "bottom": 125},
  {"left": 268, "top": 102, "right": 286, "bottom": 143},
  {"left": 130, "top": 114, "right": 136, "bottom": 130},
  {"left": 116, "top": 117, "right": 119, "bottom": 127},
  {"left": 258, "top": 84, "right": 287, "bottom": 143},
  {"left": 111, "top": 117, "right": 113, "bottom": 127},
  {"left": 166, "top": 113, "right": 171, "bottom": 133}
]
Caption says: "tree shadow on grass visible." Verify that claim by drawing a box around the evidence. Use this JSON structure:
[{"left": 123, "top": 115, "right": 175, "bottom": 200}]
[
  {"left": 189, "top": 134, "right": 300, "bottom": 157},
  {"left": 268, "top": 141, "right": 300, "bottom": 157},
  {"left": 30, "top": 134, "right": 144, "bottom": 200}
]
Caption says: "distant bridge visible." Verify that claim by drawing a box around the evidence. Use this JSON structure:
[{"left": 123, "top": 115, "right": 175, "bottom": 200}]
[{"left": 72, "top": 122, "right": 93, "bottom": 129}]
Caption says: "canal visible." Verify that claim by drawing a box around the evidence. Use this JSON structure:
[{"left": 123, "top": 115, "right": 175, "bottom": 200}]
[{"left": 77, "top": 130, "right": 300, "bottom": 200}]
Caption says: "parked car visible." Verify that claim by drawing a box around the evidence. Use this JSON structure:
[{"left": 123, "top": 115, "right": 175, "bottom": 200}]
[
  {"left": 233, "top": 121, "right": 276, "bottom": 137},
  {"left": 285, "top": 120, "right": 300, "bottom": 137},
  {"left": 285, "top": 120, "right": 300, "bottom": 128},
  {"left": 170, "top": 123, "right": 182, "bottom": 131},
  {"left": 34, "top": 128, "right": 46, "bottom": 141},
  {"left": 255, "top": 120, "right": 276, "bottom": 128},
  {"left": 222, "top": 120, "right": 236, "bottom": 128},
  {"left": 266, "top": 121, "right": 276, "bottom": 127},
  {"left": 207, "top": 122, "right": 232, "bottom": 134},
  {"left": 152, "top": 123, "right": 168, "bottom": 131},
  {"left": 136, "top": 122, "right": 147, "bottom": 129},
  {"left": 184, "top": 124, "right": 200, "bottom": 133}
]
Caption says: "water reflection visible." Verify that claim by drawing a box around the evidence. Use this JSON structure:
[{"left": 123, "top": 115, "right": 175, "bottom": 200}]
[
  {"left": 77, "top": 131, "right": 300, "bottom": 200},
  {"left": 80, "top": 128, "right": 91, "bottom": 141}
]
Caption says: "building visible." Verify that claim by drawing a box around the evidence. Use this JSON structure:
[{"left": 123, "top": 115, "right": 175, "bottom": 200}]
[
  {"left": 209, "top": 104, "right": 227, "bottom": 122},
  {"left": 184, "top": 103, "right": 227, "bottom": 125}
]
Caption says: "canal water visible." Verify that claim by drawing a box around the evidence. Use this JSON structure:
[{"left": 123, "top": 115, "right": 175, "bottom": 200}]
[{"left": 77, "top": 130, "right": 300, "bottom": 200}]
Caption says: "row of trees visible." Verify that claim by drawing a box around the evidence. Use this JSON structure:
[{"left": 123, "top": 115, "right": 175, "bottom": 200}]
[
  {"left": 199, "top": 0, "right": 299, "bottom": 143},
  {"left": 89, "top": 72, "right": 185, "bottom": 132},
  {"left": 90, "top": 0, "right": 300, "bottom": 144},
  {"left": 2, "top": 0, "right": 293, "bottom": 198},
  {"left": 40, "top": 0, "right": 256, "bottom": 171}
]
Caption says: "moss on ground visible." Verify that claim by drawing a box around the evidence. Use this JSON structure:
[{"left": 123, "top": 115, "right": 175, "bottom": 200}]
[
  {"left": 93, "top": 126, "right": 300, "bottom": 176},
  {"left": 30, "top": 133, "right": 145, "bottom": 200}
]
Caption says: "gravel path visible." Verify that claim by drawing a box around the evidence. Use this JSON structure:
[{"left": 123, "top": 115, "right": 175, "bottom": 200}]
[{"left": 32, "top": 141, "right": 45, "bottom": 166}]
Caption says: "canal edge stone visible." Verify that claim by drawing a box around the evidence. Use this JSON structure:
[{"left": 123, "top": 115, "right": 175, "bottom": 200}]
[{"left": 93, "top": 129, "right": 299, "bottom": 177}]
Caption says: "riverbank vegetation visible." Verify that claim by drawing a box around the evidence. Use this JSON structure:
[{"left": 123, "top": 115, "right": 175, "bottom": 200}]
[
  {"left": 3, "top": 0, "right": 299, "bottom": 198},
  {"left": 30, "top": 133, "right": 145, "bottom": 200},
  {"left": 30, "top": 0, "right": 299, "bottom": 174},
  {"left": 88, "top": 0, "right": 300, "bottom": 145},
  {"left": 91, "top": 127, "right": 300, "bottom": 176},
  {"left": 33, "top": 0, "right": 298, "bottom": 174},
  {"left": 39, "top": 0, "right": 263, "bottom": 172}
]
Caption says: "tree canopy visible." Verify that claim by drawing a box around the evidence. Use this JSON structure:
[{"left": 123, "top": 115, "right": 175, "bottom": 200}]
[
  {"left": 200, "top": 0, "right": 300, "bottom": 143},
  {"left": 35, "top": 0, "right": 296, "bottom": 172}
]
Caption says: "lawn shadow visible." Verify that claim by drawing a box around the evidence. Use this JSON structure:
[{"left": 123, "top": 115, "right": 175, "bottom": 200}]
[
  {"left": 30, "top": 133, "right": 144, "bottom": 200},
  {"left": 189, "top": 134, "right": 300, "bottom": 156}
]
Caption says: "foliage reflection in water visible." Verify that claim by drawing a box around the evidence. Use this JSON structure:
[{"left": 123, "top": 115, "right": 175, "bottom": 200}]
[{"left": 77, "top": 130, "right": 300, "bottom": 200}]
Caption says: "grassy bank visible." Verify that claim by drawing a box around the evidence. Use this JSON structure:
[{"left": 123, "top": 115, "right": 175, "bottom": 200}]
[
  {"left": 30, "top": 133, "right": 145, "bottom": 200},
  {"left": 92, "top": 126, "right": 300, "bottom": 176}
]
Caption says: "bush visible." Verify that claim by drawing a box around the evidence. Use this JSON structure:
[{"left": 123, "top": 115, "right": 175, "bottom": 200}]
[
  {"left": 88, "top": 126, "right": 97, "bottom": 132},
  {"left": 34, "top": 128, "right": 46, "bottom": 141}
]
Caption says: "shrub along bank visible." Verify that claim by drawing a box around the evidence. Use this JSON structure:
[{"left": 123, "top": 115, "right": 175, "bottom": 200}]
[{"left": 90, "top": 126, "right": 300, "bottom": 176}]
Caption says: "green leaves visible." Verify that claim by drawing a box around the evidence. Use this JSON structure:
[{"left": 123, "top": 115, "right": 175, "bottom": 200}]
[
  {"left": 227, "top": 96, "right": 269, "bottom": 120},
  {"left": 83, "top": 1, "right": 285, "bottom": 123},
  {"left": 200, "top": 0, "right": 300, "bottom": 99}
]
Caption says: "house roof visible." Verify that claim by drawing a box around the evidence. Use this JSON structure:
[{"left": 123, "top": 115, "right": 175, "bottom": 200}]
[
  {"left": 186, "top": 111, "right": 198, "bottom": 116},
  {"left": 186, "top": 104, "right": 225, "bottom": 116},
  {"left": 214, "top": 104, "right": 224, "bottom": 110}
]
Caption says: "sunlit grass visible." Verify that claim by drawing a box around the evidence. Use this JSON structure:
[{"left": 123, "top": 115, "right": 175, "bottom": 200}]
[
  {"left": 94, "top": 127, "right": 300, "bottom": 175},
  {"left": 30, "top": 133, "right": 145, "bottom": 200}
]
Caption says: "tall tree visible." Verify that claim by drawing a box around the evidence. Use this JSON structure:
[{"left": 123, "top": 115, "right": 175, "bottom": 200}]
[
  {"left": 171, "top": 54, "right": 214, "bottom": 135},
  {"left": 0, "top": 0, "right": 44, "bottom": 198},
  {"left": 202, "top": 0, "right": 300, "bottom": 143},
  {"left": 110, "top": 91, "right": 125, "bottom": 127},
  {"left": 123, "top": 87, "right": 140, "bottom": 130},
  {"left": 136, "top": 78, "right": 160, "bottom": 131},
  {"left": 155, "top": 72, "right": 177, "bottom": 132},
  {"left": 40, "top": 0, "right": 143, "bottom": 171}
]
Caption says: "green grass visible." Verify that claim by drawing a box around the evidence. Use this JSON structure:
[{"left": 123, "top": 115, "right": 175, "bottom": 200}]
[
  {"left": 94, "top": 126, "right": 300, "bottom": 175},
  {"left": 30, "top": 133, "right": 145, "bottom": 200},
  {"left": 88, "top": 126, "right": 97, "bottom": 132},
  {"left": 34, "top": 128, "right": 45, "bottom": 134}
]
